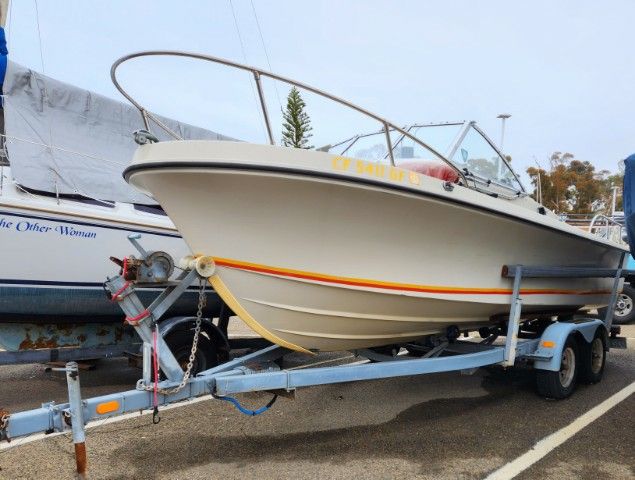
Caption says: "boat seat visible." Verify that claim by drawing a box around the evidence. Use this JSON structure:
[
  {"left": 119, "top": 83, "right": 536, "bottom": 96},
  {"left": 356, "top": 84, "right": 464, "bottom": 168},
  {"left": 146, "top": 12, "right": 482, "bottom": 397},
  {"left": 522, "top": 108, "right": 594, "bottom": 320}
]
[{"left": 398, "top": 161, "right": 460, "bottom": 183}]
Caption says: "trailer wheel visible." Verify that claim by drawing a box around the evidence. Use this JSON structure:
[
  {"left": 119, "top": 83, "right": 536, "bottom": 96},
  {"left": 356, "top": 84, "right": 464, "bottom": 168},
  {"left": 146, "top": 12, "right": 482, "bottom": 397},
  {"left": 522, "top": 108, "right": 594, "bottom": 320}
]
[
  {"left": 578, "top": 331, "right": 606, "bottom": 384},
  {"left": 536, "top": 336, "right": 578, "bottom": 399},
  {"left": 598, "top": 284, "right": 635, "bottom": 325},
  {"left": 163, "top": 330, "right": 219, "bottom": 376}
]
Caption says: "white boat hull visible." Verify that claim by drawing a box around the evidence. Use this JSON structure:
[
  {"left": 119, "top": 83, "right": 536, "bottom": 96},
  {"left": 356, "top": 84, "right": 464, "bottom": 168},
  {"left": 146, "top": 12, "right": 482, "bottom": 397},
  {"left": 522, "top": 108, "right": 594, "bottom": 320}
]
[
  {"left": 0, "top": 189, "right": 220, "bottom": 338},
  {"left": 126, "top": 142, "right": 627, "bottom": 352}
]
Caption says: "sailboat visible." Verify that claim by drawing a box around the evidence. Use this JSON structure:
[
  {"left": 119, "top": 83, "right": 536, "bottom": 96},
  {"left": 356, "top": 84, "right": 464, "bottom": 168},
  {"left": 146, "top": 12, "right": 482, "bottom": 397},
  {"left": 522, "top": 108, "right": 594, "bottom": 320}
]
[{"left": 0, "top": 9, "right": 229, "bottom": 353}]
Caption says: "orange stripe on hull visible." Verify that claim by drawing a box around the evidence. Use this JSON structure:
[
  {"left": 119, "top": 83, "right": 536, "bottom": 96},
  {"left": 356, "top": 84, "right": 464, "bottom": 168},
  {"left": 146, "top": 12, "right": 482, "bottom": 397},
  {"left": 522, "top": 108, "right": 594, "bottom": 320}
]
[{"left": 212, "top": 257, "right": 609, "bottom": 296}]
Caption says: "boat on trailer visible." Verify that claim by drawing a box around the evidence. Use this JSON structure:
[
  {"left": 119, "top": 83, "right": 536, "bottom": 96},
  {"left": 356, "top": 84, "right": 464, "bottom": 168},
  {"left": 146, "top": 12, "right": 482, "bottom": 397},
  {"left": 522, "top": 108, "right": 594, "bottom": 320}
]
[
  {"left": 113, "top": 51, "right": 628, "bottom": 353},
  {"left": 1, "top": 50, "right": 630, "bottom": 479}
]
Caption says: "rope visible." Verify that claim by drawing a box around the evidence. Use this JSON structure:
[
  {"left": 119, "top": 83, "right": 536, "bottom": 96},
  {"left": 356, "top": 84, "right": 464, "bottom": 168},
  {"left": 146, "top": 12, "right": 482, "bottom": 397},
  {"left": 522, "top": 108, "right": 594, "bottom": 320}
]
[
  {"left": 249, "top": 0, "right": 281, "bottom": 110},
  {"left": 0, "top": 125, "right": 128, "bottom": 167},
  {"left": 33, "top": 0, "right": 46, "bottom": 74},
  {"left": 227, "top": 0, "right": 268, "bottom": 141},
  {"left": 33, "top": 0, "right": 55, "bottom": 157}
]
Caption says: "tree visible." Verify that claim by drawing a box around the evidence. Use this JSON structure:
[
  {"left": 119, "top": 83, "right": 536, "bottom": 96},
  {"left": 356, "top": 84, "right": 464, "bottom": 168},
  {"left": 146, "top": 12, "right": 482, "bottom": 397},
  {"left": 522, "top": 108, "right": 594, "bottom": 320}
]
[
  {"left": 281, "top": 87, "right": 313, "bottom": 149},
  {"left": 526, "top": 152, "right": 623, "bottom": 214}
]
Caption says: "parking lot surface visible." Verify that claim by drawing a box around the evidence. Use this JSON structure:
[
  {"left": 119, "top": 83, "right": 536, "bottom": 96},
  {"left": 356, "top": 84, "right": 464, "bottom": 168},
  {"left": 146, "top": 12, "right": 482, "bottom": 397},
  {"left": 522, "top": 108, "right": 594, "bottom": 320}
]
[{"left": 0, "top": 324, "right": 633, "bottom": 479}]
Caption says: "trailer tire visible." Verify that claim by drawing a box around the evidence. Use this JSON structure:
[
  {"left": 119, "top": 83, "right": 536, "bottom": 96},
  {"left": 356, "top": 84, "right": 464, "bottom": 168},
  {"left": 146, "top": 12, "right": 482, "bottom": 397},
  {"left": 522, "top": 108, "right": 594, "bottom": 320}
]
[
  {"left": 536, "top": 336, "right": 578, "bottom": 399},
  {"left": 163, "top": 330, "right": 219, "bottom": 376},
  {"left": 598, "top": 284, "right": 635, "bottom": 325},
  {"left": 578, "top": 330, "right": 606, "bottom": 385}
]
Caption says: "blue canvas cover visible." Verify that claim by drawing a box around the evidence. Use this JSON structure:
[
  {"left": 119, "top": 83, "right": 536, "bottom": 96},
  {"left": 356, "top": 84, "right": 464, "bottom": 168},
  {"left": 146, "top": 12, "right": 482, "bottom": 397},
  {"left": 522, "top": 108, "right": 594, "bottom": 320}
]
[
  {"left": 0, "top": 27, "right": 7, "bottom": 89},
  {"left": 623, "top": 153, "right": 635, "bottom": 256}
]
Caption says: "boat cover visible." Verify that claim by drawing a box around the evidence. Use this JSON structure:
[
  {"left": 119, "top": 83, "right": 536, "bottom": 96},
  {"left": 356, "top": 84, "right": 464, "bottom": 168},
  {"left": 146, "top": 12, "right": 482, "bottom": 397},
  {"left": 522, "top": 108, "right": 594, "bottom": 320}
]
[
  {"left": 623, "top": 153, "right": 635, "bottom": 256},
  {"left": 2, "top": 61, "right": 232, "bottom": 204}
]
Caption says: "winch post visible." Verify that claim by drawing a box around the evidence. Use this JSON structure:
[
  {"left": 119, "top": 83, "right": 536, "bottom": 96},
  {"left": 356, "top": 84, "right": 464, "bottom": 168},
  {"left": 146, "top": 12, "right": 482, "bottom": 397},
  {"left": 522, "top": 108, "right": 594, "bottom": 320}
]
[
  {"left": 106, "top": 274, "right": 184, "bottom": 382},
  {"left": 65, "top": 362, "right": 88, "bottom": 480}
]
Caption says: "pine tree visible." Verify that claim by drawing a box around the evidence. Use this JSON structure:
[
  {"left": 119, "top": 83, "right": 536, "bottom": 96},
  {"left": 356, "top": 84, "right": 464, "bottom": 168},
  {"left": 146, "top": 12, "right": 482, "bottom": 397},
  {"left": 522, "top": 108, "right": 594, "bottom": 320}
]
[{"left": 281, "top": 87, "right": 313, "bottom": 149}]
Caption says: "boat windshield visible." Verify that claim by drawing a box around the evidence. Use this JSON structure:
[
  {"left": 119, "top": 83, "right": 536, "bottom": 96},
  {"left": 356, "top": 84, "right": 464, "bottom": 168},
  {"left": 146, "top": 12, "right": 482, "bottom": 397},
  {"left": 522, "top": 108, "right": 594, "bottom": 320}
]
[
  {"left": 447, "top": 124, "right": 523, "bottom": 192},
  {"left": 329, "top": 122, "right": 523, "bottom": 193}
]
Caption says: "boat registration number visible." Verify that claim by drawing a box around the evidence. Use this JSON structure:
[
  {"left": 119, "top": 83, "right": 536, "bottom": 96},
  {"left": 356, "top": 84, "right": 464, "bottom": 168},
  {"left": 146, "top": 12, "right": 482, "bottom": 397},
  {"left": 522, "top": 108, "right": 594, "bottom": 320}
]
[{"left": 331, "top": 156, "right": 421, "bottom": 186}]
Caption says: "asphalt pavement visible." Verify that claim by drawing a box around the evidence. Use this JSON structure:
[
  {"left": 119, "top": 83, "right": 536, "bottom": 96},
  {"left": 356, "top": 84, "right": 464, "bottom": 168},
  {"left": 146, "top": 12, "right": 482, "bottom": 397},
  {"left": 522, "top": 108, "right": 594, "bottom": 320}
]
[{"left": 0, "top": 323, "right": 633, "bottom": 479}]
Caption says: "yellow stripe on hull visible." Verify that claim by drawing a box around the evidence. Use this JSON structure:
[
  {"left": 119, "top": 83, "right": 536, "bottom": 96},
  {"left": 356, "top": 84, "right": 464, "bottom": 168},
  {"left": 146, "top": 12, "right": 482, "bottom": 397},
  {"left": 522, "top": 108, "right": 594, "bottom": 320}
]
[{"left": 208, "top": 274, "right": 314, "bottom": 355}]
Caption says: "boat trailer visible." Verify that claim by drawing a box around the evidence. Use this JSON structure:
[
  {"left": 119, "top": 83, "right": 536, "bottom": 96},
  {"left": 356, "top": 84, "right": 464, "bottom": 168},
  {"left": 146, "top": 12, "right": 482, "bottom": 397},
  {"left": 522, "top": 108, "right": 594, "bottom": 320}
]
[{"left": 0, "top": 238, "right": 628, "bottom": 478}]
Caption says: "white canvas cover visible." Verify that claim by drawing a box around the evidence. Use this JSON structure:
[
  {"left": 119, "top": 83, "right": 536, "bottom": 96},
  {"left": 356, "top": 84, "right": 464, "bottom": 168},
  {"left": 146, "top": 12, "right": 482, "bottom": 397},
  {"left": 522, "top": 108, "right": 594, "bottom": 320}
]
[{"left": 2, "top": 61, "right": 231, "bottom": 204}]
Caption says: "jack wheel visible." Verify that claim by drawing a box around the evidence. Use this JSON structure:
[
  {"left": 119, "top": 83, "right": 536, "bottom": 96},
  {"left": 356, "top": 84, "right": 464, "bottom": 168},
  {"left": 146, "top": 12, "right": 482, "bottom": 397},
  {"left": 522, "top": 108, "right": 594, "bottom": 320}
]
[
  {"left": 162, "top": 330, "right": 219, "bottom": 378},
  {"left": 536, "top": 335, "right": 578, "bottom": 399}
]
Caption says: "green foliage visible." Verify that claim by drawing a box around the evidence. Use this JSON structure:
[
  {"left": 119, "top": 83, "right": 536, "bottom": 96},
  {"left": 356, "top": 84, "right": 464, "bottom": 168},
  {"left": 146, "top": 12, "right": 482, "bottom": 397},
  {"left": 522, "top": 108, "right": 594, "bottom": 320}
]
[
  {"left": 281, "top": 87, "right": 313, "bottom": 149},
  {"left": 526, "top": 151, "right": 623, "bottom": 214}
]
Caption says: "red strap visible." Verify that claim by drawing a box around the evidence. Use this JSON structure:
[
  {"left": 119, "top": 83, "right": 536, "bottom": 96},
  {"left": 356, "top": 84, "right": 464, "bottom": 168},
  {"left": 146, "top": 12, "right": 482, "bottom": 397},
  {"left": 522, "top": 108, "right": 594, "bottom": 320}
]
[
  {"left": 153, "top": 329, "right": 159, "bottom": 407},
  {"left": 110, "top": 281, "right": 131, "bottom": 302},
  {"left": 125, "top": 309, "right": 150, "bottom": 325}
]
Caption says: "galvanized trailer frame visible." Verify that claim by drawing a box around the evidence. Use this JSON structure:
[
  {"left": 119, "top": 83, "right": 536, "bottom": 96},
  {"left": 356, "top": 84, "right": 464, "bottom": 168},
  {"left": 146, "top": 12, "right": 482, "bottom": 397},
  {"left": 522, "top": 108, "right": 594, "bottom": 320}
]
[{"left": 0, "top": 243, "right": 628, "bottom": 478}]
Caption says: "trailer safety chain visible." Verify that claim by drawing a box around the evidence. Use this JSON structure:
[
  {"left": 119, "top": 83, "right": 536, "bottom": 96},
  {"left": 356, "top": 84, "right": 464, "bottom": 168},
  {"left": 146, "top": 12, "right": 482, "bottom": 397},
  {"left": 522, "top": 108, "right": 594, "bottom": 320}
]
[{"left": 142, "top": 278, "right": 206, "bottom": 400}]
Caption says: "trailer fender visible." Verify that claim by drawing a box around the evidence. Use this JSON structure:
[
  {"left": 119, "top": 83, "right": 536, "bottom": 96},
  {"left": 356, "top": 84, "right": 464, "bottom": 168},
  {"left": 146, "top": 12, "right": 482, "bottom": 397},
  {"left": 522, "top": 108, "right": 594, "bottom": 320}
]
[
  {"left": 158, "top": 316, "right": 230, "bottom": 362},
  {"left": 533, "top": 319, "right": 606, "bottom": 372}
]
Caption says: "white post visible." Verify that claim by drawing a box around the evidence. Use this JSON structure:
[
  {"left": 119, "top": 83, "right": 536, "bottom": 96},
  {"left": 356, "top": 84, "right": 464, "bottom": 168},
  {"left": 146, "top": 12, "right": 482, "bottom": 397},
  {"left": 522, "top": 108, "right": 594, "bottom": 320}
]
[
  {"left": 497, "top": 113, "right": 511, "bottom": 152},
  {"left": 611, "top": 186, "right": 619, "bottom": 216}
]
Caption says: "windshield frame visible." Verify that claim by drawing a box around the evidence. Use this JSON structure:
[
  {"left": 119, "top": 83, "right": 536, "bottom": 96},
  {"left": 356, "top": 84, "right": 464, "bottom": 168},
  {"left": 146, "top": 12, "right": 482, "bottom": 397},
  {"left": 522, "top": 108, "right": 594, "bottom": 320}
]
[{"left": 396, "top": 121, "right": 525, "bottom": 194}]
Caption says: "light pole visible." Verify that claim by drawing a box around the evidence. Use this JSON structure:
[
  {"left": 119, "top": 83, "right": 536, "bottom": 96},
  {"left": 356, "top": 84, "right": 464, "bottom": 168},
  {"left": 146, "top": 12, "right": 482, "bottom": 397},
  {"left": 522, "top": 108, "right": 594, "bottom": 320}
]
[
  {"left": 611, "top": 185, "right": 620, "bottom": 216},
  {"left": 532, "top": 156, "right": 543, "bottom": 205},
  {"left": 497, "top": 113, "right": 511, "bottom": 152}
]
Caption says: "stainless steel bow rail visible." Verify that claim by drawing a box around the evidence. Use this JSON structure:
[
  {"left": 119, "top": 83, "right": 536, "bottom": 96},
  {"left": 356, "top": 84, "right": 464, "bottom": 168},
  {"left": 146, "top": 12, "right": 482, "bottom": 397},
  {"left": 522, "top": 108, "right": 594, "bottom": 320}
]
[
  {"left": 110, "top": 50, "right": 468, "bottom": 186},
  {"left": 0, "top": 237, "right": 629, "bottom": 478}
]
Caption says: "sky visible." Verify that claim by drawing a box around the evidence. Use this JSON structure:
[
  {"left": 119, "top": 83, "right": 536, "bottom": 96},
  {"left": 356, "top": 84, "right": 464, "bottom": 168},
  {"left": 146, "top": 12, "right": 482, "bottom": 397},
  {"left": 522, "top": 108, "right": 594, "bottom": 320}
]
[{"left": 5, "top": 0, "right": 635, "bottom": 188}]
